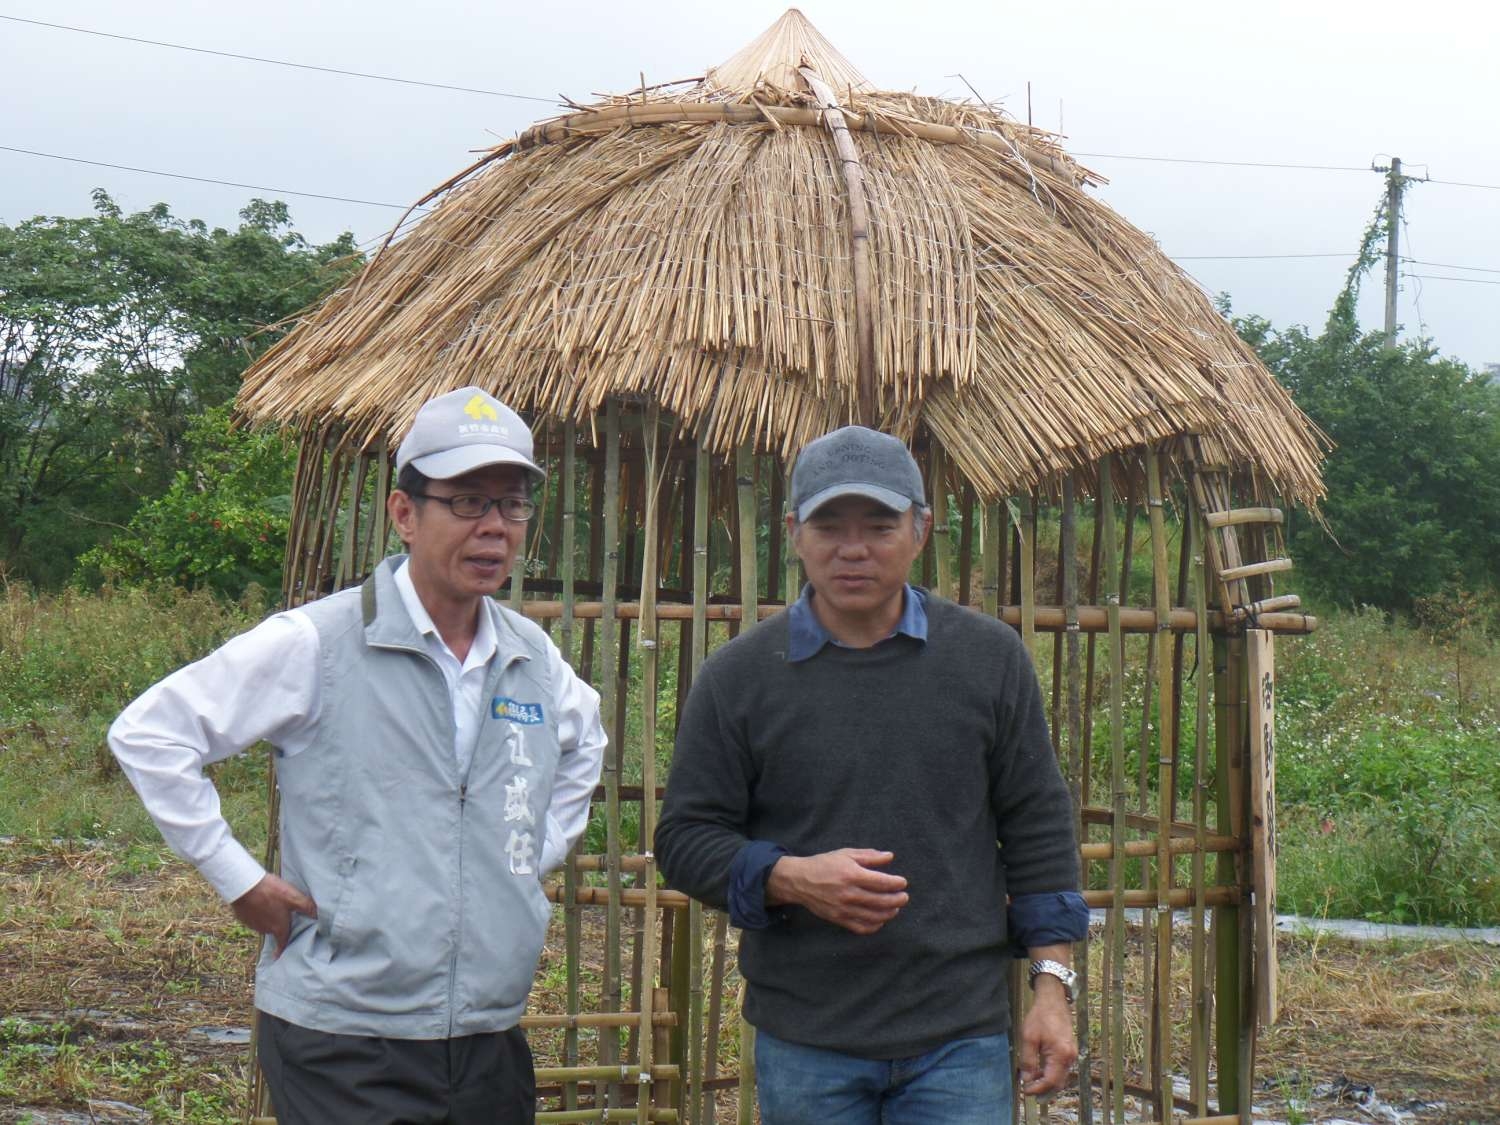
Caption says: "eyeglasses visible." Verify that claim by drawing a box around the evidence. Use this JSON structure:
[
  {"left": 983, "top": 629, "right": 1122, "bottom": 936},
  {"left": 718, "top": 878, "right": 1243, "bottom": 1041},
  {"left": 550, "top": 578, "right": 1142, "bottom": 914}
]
[{"left": 408, "top": 493, "right": 536, "bottom": 521}]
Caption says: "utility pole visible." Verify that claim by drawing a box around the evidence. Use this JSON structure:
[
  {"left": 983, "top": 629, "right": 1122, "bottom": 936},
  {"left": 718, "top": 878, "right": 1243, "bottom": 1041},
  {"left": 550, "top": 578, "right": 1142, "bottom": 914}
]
[{"left": 1383, "top": 156, "right": 1402, "bottom": 347}]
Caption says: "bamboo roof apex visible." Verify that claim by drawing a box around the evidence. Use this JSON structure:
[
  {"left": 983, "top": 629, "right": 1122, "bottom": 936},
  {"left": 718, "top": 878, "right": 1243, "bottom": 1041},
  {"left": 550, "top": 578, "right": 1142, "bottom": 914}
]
[{"left": 706, "top": 8, "right": 873, "bottom": 95}]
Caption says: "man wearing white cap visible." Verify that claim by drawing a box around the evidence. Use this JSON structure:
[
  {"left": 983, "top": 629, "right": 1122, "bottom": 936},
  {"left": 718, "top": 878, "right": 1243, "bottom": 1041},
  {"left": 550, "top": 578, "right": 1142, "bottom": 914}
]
[{"left": 110, "top": 387, "right": 606, "bottom": 1123}]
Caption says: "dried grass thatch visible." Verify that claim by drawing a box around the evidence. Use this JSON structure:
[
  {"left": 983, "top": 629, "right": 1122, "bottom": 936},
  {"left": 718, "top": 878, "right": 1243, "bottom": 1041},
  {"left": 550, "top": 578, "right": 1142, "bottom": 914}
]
[{"left": 236, "top": 8, "right": 1327, "bottom": 507}]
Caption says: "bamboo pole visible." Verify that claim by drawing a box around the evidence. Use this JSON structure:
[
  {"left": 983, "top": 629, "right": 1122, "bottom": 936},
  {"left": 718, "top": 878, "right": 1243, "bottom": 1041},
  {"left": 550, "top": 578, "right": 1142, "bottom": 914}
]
[
  {"left": 364, "top": 439, "right": 392, "bottom": 576},
  {"left": 738, "top": 1014, "right": 756, "bottom": 1125},
  {"left": 1018, "top": 490, "right": 1038, "bottom": 1125},
  {"left": 636, "top": 405, "right": 664, "bottom": 1125},
  {"left": 798, "top": 65, "right": 878, "bottom": 424},
  {"left": 735, "top": 444, "right": 759, "bottom": 1119},
  {"left": 334, "top": 454, "right": 367, "bottom": 588},
  {"left": 1019, "top": 494, "right": 1036, "bottom": 654},
  {"left": 1081, "top": 479, "right": 1105, "bottom": 811},
  {"left": 513, "top": 600, "right": 1318, "bottom": 635},
  {"left": 1146, "top": 450, "right": 1175, "bottom": 1124},
  {"left": 561, "top": 420, "right": 582, "bottom": 1112},
  {"left": 687, "top": 439, "right": 711, "bottom": 1125},
  {"left": 600, "top": 401, "right": 624, "bottom": 1095},
  {"left": 1191, "top": 502, "right": 1212, "bottom": 1117},
  {"left": 982, "top": 501, "right": 1000, "bottom": 617},
  {"left": 1061, "top": 474, "right": 1091, "bottom": 1125},
  {"left": 703, "top": 912, "right": 728, "bottom": 1125},
  {"left": 1213, "top": 633, "right": 1241, "bottom": 1114},
  {"left": 1099, "top": 455, "right": 1127, "bottom": 1125},
  {"left": 784, "top": 460, "right": 800, "bottom": 605},
  {"left": 931, "top": 444, "right": 952, "bottom": 599},
  {"left": 736, "top": 446, "right": 758, "bottom": 623}
]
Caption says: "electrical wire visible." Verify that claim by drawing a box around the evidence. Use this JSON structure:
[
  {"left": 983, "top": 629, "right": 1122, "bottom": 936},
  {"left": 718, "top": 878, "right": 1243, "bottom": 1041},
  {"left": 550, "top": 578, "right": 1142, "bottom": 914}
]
[
  {"left": 0, "top": 144, "right": 423, "bottom": 210},
  {"left": 1170, "top": 252, "right": 1352, "bottom": 260},
  {"left": 1404, "top": 274, "right": 1500, "bottom": 286},
  {"left": 0, "top": 13, "right": 558, "bottom": 103},
  {"left": 1071, "top": 152, "right": 1369, "bottom": 173}
]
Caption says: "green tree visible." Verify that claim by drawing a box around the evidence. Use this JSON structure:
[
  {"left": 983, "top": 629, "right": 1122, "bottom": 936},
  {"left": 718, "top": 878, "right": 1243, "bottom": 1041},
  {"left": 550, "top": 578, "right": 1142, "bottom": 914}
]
[
  {"left": 1228, "top": 213, "right": 1500, "bottom": 610},
  {"left": 76, "top": 405, "right": 295, "bottom": 597},
  {"left": 0, "top": 191, "right": 358, "bottom": 585}
]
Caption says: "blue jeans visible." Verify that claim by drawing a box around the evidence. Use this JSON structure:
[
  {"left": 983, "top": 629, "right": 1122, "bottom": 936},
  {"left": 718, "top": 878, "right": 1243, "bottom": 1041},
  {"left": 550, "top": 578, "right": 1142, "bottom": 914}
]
[{"left": 754, "top": 1028, "right": 1013, "bottom": 1125}]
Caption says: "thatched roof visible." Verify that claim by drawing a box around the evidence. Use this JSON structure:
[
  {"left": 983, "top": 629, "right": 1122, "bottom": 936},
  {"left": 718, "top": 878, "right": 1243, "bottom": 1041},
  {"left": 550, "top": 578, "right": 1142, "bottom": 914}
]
[{"left": 236, "top": 9, "right": 1326, "bottom": 506}]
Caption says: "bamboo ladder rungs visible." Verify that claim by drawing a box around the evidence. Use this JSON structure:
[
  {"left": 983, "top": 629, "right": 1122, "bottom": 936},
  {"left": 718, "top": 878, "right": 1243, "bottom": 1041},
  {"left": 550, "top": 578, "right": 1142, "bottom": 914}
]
[
  {"left": 1217, "top": 558, "right": 1292, "bottom": 582},
  {"left": 1202, "top": 508, "right": 1284, "bottom": 529},
  {"left": 1232, "top": 594, "right": 1301, "bottom": 619}
]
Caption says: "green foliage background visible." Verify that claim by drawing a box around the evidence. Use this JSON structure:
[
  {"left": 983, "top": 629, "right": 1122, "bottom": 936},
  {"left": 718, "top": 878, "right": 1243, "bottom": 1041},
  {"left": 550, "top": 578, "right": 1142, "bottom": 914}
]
[{"left": 0, "top": 192, "right": 357, "bottom": 588}]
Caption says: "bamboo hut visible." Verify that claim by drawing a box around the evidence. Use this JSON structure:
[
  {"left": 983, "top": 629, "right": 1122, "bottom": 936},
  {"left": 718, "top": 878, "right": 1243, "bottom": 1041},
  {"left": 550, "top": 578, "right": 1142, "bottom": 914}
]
[{"left": 236, "top": 10, "right": 1327, "bottom": 1123}]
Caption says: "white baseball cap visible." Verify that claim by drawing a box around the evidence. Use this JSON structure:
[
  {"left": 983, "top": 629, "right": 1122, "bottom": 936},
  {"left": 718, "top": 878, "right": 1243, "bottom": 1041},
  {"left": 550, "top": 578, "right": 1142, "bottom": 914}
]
[{"left": 395, "top": 387, "right": 543, "bottom": 481}]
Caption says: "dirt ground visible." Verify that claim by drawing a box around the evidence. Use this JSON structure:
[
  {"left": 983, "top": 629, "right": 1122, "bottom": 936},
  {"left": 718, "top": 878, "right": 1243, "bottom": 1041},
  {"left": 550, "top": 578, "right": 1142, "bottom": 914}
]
[{"left": 1, "top": 840, "right": 1496, "bottom": 1123}]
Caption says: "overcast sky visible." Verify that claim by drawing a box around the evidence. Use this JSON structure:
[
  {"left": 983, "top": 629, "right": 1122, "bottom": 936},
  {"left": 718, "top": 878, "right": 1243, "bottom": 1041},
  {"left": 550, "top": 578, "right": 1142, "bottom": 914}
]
[{"left": 4, "top": 1, "right": 1497, "bottom": 368}]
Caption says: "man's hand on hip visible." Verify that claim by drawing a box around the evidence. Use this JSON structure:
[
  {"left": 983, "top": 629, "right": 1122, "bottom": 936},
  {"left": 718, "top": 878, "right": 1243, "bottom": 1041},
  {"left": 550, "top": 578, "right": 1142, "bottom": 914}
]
[
  {"left": 232, "top": 873, "right": 318, "bottom": 957},
  {"left": 1017, "top": 977, "right": 1077, "bottom": 1097},
  {"left": 765, "top": 849, "right": 909, "bottom": 935}
]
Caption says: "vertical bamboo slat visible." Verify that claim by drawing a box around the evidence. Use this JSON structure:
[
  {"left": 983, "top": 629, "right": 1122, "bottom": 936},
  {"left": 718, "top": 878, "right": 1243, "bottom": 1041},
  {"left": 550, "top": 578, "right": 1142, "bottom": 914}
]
[
  {"left": 1060, "top": 475, "right": 1091, "bottom": 1125},
  {"left": 1145, "top": 450, "right": 1175, "bottom": 1124},
  {"left": 1100, "top": 456, "right": 1128, "bottom": 1125},
  {"left": 1190, "top": 502, "right": 1212, "bottom": 1117},
  {"left": 561, "top": 423, "right": 581, "bottom": 1112},
  {"left": 981, "top": 501, "right": 1000, "bottom": 617},
  {"left": 599, "top": 402, "right": 624, "bottom": 1098},
  {"left": 931, "top": 443, "right": 952, "bottom": 599},
  {"left": 734, "top": 443, "right": 759, "bottom": 1118},
  {"left": 636, "top": 407, "right": 663, "bottom": 1125},
  {"left": 1214, "top": 633, "right": 1242, "bottom": 1114},
  {"left": 687, "top": 440, "right": 711, "bottom": 1125}
]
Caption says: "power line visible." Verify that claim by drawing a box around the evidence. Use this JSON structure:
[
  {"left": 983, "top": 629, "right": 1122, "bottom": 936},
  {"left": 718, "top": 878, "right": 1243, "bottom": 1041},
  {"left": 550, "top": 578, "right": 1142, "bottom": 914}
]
[
  {"left": 1171, "top": 252, "right": 1352, "bottom": 260},
  {"left": 1073, "top": 151, "right": 1369, "bottom": 173},
  {"left": 1426, "top": 177, "right": 1500, "bottom": 191},
  {"left": 0, "top": 144, "right": 423, "bottom": 210},
  {"left": 1404, "top": 258, "right": 1500, "bottom": 274},
  {"left": 1405, "top": 274, "right": 1500, "bottom": 286},
  {"left": 0, "top": 13, "right": 558, "bottom": 104}
]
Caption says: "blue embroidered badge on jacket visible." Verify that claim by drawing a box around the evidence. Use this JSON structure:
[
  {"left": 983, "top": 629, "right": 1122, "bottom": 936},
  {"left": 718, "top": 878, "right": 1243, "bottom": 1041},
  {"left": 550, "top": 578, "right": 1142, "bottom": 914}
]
[{"left": 492, "top": 697, "right": 545, "bottom": 724}]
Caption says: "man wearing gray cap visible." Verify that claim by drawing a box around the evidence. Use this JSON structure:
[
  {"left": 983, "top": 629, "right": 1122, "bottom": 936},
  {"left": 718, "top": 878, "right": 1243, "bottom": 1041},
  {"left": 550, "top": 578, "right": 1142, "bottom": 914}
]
[
  {"left": 109, "top": 387, "right": 606, "bottom": 1123},
  {"left": 656, "top": 425, "right": 1086, "bottom": 1124}
]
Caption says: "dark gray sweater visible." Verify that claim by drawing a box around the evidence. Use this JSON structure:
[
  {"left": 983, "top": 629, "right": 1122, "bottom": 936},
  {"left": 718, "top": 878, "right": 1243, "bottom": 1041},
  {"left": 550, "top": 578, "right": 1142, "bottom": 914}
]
[{"left": 655, "top": 594, "right": 1080, "bottom": 1058}]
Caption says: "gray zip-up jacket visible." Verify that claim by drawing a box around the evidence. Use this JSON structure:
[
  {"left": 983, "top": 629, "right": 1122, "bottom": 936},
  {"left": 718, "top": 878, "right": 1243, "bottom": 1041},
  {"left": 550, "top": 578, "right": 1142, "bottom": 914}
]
[{"left": 254, "top": 560, "right": 588, "bottom": 1037}]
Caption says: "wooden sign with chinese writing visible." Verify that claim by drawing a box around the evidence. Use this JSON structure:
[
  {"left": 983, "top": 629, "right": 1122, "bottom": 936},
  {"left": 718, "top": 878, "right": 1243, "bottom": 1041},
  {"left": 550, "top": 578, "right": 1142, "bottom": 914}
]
[{"left": 1247, "top": 628, "right": 1279, "bottom": 1023}]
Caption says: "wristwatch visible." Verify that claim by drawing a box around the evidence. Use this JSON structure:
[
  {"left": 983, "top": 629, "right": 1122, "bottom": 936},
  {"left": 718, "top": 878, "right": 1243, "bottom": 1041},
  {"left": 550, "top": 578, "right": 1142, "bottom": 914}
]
[{"left": 1028, "top": 958, "right": 1078, "bottom": 1004}]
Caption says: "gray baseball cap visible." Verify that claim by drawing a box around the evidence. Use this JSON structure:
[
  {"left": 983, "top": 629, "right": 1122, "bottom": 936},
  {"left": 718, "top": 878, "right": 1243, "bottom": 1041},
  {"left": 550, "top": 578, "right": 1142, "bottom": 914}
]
[
  {"left": 789, "top": 426, "right": 926, "bottom": 521},
  {"left": 395, "top": 387, "right": 543, "bottom": 481}
]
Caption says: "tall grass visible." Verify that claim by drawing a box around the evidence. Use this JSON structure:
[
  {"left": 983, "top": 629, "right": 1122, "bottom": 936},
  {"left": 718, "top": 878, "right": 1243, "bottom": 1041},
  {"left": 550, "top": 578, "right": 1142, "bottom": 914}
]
[
  {"left": 0, "top": 581, "right": 271, "bottom": 852},
  {"left": 3, "top": 581, "right": 1495, "bottom": 925}
]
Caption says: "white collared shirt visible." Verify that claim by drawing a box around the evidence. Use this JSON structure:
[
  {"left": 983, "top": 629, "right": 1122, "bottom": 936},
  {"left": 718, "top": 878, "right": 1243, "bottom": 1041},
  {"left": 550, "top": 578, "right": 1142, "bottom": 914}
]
[{"left": 109, "top": 564, "right": 606, "bottom": 903}]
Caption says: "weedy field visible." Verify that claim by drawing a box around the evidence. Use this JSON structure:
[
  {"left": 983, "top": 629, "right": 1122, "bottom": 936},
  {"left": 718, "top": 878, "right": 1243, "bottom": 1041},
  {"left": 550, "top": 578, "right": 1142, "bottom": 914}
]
[
  {"left": 1, "top": 840, "right": 1496, "bottom": 1123},
  {"left": 2, "top": 584, "right": 1498, "bottom": 1122}
]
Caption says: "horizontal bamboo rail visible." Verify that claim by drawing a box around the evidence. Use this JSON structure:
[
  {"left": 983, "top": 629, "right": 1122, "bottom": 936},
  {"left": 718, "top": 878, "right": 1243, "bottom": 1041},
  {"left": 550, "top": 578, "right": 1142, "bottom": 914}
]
[
  {"left": 1233, "top": 595, "right": 1300, "bottom": 619},
  {"left": 548, "top": 886, "right": 691, "bottom": 909},
  {"left": 1080, "top": 835, "right": 1239, "bottom": 861},
  {"left": 1082, "top": 886, "right": 1240, "bottom": 909},
  {"left": 544, "top": 1114, "right": 677, "bottom": 1125},
  {"left": 1203, "top": 508, "right": 1283, "bottom": 529},
  {"left": 516, "top": 600, "right": 1318, "bottom": 635},
  {"left": 570, "top": 836, "right": 1242, "bottom": 873},
  {"left": 523, "top": 1012, "right": 679, "bottom": 1030},
  {"left": 1217, "top": 559, "right": 1293, "bottom": 582},
  {"left": 536, "top": 1066, "right": 679, "bottom": 1083},
  {"left": 543, "top": 883, "right": 1236, "bottom": 912}
]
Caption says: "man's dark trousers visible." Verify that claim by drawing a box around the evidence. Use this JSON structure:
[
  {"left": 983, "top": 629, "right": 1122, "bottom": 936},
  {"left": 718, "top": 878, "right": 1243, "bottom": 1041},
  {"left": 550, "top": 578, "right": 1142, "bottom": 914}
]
[{"left": 258, "top": 1013, "right": 536, "bottom": 1124}]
